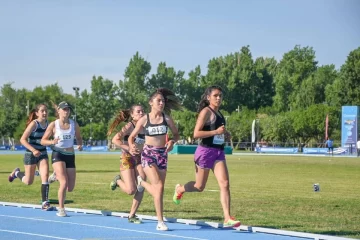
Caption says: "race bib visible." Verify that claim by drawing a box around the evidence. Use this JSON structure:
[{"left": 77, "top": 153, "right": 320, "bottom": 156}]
[
  {"left": 135, "top": 137, "right": 145, "bottom": 145},
  {"left": 62, "top": 134, "right": 72, "bottom": 140},
  {"left": 147, "top": 125, "right": 167, "bottom": 135},
  {"left": 213, "top": 134, "right": 224, "bottom": 145}
]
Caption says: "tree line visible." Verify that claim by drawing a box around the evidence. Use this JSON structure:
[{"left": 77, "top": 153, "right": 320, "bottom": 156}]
[{"left": 1, "top": 45, "right": 359, "bottom": 147}]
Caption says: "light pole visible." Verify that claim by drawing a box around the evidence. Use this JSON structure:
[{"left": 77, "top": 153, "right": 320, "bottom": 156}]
[
  {"left": 89, "top": 118, "right": 93, "bottom": 142},
  {"left": 72, "top": 87, "right": 80, "bottom": 122},
  {"left": 235, "top": 105, "right": 240, "bottom": 114},
  {"left": 25, "top": 100, "right": 29, "bottom": 116}
]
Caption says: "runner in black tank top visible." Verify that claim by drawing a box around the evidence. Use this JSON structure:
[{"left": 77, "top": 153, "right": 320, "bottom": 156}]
[{"left": 172, "top": 86, "right": 241, "bottom": 228}]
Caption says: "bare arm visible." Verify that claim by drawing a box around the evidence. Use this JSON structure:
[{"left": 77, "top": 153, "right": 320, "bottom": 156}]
[
  {"left": 193, "top": 109, "right": 224, "bottom": 139},
  {"left": 40, "top": 122, "right": 58, "bottom": 146},
  {"left": 112, "top": 122, "right": 132, "bottom": 152},
  {"left": 128, "top": 116, "right": 146, "bottom": 155},
  {"left": 20, "top": 121, "right": 38, "bottom": 153}
]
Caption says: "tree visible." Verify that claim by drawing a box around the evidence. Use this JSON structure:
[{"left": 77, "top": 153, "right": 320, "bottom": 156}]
[
  {"left": 179, "top": 65, "right": 204, "bottom": 110},
  {"left": 0, "top": 84, "right": 28, "bottom": 137},
  {"left": 252, "top": 57, "right": 277, "bottom": 109},
  {"left": 85, "top": 76, "right": 119, "bottom": 125},
  {"left": 325, "top": 47, "right": 360, "bottom": 107},
  {"left": 147, "top": 62, "right": 185, "bottom": 96},
  {"left": 170, "top": 110, "right": 197, "bottom": 142},
  {"left": 226, "top": 107, "right": 257, "bottom": 148},
  {"left": 273, "top": 45, "right": 318, "bottom": 112},
  {"left": 296, "top": 65, "right": 338, "bottom": 108},
  {"left": 118, "top": 52, "right": 151, "bottom": 109}
]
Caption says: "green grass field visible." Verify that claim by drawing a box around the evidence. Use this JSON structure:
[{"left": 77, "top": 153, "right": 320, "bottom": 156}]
[{"left": 1, "top": 153, "right": 359, "bottom": 239}]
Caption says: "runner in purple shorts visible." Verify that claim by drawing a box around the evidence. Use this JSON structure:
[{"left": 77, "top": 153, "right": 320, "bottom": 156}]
[
  {"left": 107, "top": 104, "right": 147, "bottom": 224},
  {"left": 172, "top": 85, "right": 241, "bottom": 228},
  {"left": 128, "top": 88, "right": 181, "bottom": 231}
]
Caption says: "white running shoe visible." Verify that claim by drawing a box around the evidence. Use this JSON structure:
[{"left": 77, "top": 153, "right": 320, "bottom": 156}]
[
  {"left": 137, "top": 175, "right": 145, "bottom": 192},
  {"left": 56, "top": 208, "right": 67, "bottom": 217},
  {"left": 48, "top": 172, "right": 57, "bottom": 184},
  {"left": 156, "top": 221, "right": 169, "bottom": 231}
]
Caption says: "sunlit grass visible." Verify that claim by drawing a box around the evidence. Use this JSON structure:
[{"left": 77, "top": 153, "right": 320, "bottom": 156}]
[{"left": 1, "top": 153, "right": 359, "bottom": 238}]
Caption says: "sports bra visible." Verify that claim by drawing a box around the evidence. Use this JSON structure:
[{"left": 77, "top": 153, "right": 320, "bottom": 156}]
[{"left": 144, "top": 113, "right": 168, "bottom": 136}]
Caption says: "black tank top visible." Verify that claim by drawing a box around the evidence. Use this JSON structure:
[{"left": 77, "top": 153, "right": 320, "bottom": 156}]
[
  {"left": 200, "top": 107, "right": 226, "bottom": 149},
  {"left": 144, "top": 113, "right": 168, "bottom": 136},
  {"left": 123, "top": 122, "right": 145, "bottom": 144}
]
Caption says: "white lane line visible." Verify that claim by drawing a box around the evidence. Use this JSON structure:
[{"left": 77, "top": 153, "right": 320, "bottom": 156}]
[
  {"left": 0, "top": 215, "right": 208, "bottom": 240},
  {"left": 0, "top": 229, "right": 76, "bottom": 240}
]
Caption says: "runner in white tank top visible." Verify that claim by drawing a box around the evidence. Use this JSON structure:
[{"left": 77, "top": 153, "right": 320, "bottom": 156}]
[{"left": 41, "top": 101, "right": 83, "bottom": 217}]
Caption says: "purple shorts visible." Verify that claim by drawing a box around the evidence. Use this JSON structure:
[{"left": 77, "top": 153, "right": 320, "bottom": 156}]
[
  {"left": 141, "top": 145, "right": 168, "bottom": 170},
  {"left": 194, "top": 145, "right": 226, "bottom": 169}
]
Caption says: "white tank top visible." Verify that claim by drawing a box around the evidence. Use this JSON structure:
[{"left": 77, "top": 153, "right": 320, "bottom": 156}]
[{"left": 54, "top": 119, "right": 76, "bottom": 148}]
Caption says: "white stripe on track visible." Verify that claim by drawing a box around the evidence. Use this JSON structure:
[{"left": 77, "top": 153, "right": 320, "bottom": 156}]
[
  {"left": 0, "top": 229, "right": 76, "bottom": 240},
  {"left": 0, "top": 214, "right": 208, "bottom": 240}
]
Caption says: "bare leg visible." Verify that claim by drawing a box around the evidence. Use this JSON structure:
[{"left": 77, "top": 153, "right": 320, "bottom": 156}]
[
  {"left": 140, "top": 165, "right": 166, "bottom": 222},
  {"left": 129, "top": 164, "right": 146, "bottom": 216},
  {"left": 177, "top": 165, "right": 210, "bottom": 194},
  {"left": 52, "top": 162, "right": 68, "bottom": 209},
  {"left": 212, "top": 160, "right": 231, "bottom": 221}
]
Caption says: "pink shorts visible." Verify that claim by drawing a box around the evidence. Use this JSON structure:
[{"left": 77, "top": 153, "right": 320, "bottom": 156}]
[{"left": 141, "top": 145, "right": 168, "bottom": 170}]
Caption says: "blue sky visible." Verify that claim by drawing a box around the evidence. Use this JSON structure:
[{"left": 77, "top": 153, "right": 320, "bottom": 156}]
[{"left": 0, "top": 0, "right": 359, "bottom": 94}]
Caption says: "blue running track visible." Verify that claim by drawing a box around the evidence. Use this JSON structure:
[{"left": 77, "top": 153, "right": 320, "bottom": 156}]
[{"left": 0, "top": 202, "right": 352, "bottom": 240}]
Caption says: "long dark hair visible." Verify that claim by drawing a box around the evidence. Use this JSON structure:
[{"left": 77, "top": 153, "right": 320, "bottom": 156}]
[
  {"left": 197, "top": 85, "right": 223, "bottom": 113},
  {"left": 149, "top": 88, "right": 182, "bottom": 114},
  {"left": 26, "top": 104, "right": 47, "bottom": 127},
  {"left": 107, "top": 104, "right": 142, "bottom": 136}
]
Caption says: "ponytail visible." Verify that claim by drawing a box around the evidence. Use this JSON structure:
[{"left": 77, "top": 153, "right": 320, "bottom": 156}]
[{"left": 107, "top": 110, "right": 131, "bottom": 136}]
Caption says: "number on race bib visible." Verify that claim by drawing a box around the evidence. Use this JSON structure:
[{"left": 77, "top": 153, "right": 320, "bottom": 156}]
[
  {"left": 62, "top": 134, "right": 72, "bottom": 140},
  {"left": 135, "top": 137, "right": 145, "bottom": 145},
  {"left": 213, "top": 134, "right": 224, "bottom": 145},
  {"left": 147, "top": 125, "right": 167, "bottom": 135}
]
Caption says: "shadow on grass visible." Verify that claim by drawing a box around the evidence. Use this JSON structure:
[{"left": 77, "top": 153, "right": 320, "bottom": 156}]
[
  {"left": 76, "top": 170, "right": 116, "bottom": 173},
  {"left": 164, "top": 209, "right": 199, "bottom": 213},
  {"left": 47, "top": 199, "right": 74, "bottom": 204},
  {"left": 194, "top": 216, "right": 222, "bottom": 222}
]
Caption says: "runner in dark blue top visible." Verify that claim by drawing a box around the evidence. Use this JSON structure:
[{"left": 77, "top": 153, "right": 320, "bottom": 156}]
[{"left": 8, "top": 103, "right": 52, "bottom": 210}]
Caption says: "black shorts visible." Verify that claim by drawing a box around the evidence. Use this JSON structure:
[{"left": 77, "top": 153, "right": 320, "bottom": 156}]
[
  {"left": 24, "top": 151, "right": 48, "bottom": 165},
  {"left": 51, "top": 151, "right": 76, "bottom": 168}
]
